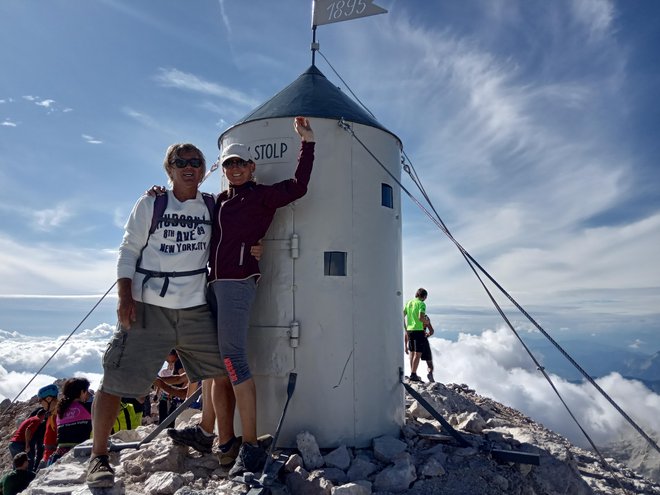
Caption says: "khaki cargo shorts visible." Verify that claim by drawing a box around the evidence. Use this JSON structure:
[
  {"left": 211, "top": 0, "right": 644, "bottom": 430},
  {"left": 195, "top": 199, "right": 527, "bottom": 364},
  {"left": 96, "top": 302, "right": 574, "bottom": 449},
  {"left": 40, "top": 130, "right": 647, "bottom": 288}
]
[{"left": 99, "top": 301, "right": 225, "bottom": 398}]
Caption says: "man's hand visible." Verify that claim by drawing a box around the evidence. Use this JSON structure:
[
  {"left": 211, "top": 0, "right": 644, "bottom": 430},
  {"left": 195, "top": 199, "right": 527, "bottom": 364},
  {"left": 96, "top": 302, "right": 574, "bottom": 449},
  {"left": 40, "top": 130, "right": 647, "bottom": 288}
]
[{"left": 117, "top": 278, "right": 136, "bottom": 330}]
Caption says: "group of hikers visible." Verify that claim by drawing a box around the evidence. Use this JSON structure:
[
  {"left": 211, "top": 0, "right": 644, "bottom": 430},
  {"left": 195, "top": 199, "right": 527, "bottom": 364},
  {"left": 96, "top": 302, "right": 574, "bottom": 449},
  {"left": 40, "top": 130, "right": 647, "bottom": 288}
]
[
  {"left": 2, "top": 364, "right": 186, "bottom": 495},
  {"left": 3, "top": 379, "right": 92, "bottom": 495},
  {"left": 4, "top": 115, "right": 438, "bottom": 492}
]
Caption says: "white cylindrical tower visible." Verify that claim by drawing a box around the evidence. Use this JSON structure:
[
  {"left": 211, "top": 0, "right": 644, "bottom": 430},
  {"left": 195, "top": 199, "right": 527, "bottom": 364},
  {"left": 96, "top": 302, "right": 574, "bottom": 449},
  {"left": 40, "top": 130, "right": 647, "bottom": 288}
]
[{"left": 219, "top": 66, "right": 404, "bottom": 448}]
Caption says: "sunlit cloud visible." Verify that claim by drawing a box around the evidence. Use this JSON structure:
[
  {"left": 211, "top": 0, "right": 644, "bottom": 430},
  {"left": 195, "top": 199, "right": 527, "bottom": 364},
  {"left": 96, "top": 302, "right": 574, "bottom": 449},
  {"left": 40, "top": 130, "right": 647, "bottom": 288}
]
[
  {"left": 0, "top": 234, "right": 117, "bottom": 296},
  {"left": 121, "top": 107, "right": 165, "bottom": 132},
  {"left": 154, "top": 68, "right": 259, "bottom": 108},
  {"left": 82, "top": 134, "right": 103, "bottom": 144},
  {"left": 1, "top": 120, "right": 16, "bottom": 127},
  {"left": 32, "top": 203, "right": 74, "bottom": 231},
  {"left": 35, "top": 99, "right": 56, "bottom": 108},
  {"left": 217, "top": 0, "right": 232, "bottom": 36},
  {"left": 408, "top": 327, "right": 660, "bottom": 449},
  {"left": 570, "top": 0, "right": 615, "bottom": 40}
]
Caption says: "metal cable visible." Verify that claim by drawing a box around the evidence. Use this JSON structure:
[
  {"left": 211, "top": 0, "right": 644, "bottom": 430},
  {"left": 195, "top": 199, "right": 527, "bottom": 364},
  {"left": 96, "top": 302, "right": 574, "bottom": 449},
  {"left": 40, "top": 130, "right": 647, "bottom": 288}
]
[{"left": 1, "top": 281, "right": 117, "bottom": 417}]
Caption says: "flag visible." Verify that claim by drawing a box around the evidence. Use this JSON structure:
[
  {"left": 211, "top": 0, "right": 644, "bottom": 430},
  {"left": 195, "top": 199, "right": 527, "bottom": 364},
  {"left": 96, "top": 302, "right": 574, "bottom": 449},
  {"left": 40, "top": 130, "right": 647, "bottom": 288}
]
[{"left": 312, "top": 0, "right": 387, "bottom": 27}]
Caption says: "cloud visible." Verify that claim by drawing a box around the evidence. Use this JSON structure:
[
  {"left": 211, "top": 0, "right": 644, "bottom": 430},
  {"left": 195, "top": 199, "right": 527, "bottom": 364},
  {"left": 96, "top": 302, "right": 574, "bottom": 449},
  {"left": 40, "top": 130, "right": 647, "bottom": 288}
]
[
  {"left": 0, "top": 325, "right": 112, "bottom": 401},
  {"left": 413, "top": 327, "right": 660, "bottom": 448},
  {"left": 0, "top": 234, "right": 117, "bottom": 296},
  {"left": 32, "top": 203, "right": 74, "bottom": 231},
  {"left": 570, "top": 0, "right": 615, "bottom": 40},
  {"left": 35, "top": 99, "right": 56, "bottom": 108},
  {"left": 82, "top": 134, "right": 103, "bottom": 144},
  {"left": 1, "top": 120, "right": 16, "bottom": 127},
  {"left": 154, "top": 68, "right": 259, "bottom": 108},
  {"left": 121, "top": 107, "right": 174, "bottom": 134},
  {"left": 217, "top": 0, "right": 232, "bottom": 36}
]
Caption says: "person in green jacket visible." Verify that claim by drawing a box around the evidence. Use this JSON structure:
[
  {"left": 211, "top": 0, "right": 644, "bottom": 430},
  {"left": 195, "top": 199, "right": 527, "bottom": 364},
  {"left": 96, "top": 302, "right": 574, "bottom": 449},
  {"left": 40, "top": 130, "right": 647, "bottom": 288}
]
[{"left": 0, "top": 453, "right": 36, "bottom": 495}]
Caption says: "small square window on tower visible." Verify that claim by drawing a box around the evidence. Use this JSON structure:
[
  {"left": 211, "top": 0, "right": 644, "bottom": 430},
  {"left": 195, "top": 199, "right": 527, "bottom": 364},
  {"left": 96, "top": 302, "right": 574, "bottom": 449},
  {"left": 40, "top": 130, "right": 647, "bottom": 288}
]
[
  {"left": 381, "top": 183, "right": 393, "bottom": 208},
  {"left": 324, "top": 251, "right": 347, "bottom": 276}
]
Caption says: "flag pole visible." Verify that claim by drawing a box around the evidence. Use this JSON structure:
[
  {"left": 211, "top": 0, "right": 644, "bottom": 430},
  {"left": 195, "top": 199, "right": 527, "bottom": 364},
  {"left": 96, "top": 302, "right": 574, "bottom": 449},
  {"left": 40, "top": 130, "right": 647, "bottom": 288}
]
[{"left": 311, "top": 25, "right": 318, "bottom": 66}]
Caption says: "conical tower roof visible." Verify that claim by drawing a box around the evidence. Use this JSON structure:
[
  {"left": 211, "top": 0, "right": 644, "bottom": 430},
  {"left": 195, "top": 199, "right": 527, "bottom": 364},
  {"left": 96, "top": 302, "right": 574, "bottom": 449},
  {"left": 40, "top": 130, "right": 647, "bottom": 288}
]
[{"left": 219, "top": 65, "right": 399, "bottom": 145}]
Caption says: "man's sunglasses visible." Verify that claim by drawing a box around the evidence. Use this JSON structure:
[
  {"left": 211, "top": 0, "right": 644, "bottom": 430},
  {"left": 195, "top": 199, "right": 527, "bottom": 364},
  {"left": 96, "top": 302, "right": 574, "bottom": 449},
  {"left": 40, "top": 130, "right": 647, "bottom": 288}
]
[{"left": 173, "top": 158, "right": 203, "bottom": 169}]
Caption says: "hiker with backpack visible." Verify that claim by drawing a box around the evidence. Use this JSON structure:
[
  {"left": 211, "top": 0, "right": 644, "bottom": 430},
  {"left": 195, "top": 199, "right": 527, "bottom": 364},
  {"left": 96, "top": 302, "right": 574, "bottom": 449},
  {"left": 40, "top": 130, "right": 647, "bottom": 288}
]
[
  {"left": 86, "top": 141, "right": 261, "bottom": 489},
  {"left": 49, "top": 378, "right": 93, "bottom": 465}
]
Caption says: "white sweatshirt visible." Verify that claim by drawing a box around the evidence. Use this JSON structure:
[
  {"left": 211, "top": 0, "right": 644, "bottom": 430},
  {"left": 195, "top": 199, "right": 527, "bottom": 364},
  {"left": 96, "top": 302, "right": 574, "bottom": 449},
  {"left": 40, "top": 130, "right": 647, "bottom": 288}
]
[{"left": 116, "top": 191, "right": 212, "bottom": 309}]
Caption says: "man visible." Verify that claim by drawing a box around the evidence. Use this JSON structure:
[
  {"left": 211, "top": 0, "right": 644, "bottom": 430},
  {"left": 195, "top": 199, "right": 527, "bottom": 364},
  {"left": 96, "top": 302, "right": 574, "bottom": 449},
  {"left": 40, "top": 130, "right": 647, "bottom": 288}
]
[
  {"left": 0, "top": 453, "right": 36, "bottom": 495},
  {"left": 403, "top": 288, "right": 429, "bottom": 382},
  {"left": 86, "top": 143, "right": 237, "bottom": 488},
  {"left": 7, "top": 410, "right": 45, "bottom": 471}
]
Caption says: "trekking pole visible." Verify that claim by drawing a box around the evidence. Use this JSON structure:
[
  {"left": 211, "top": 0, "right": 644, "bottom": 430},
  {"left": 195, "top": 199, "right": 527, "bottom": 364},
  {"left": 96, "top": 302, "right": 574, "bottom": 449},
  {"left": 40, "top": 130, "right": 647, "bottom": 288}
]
[
  {"left": 261, "top": 372, "right": 297, "bottom": 476},
  {"left": 73, "top": 386, "right": 203, "bottom": 457},
  {"left": 1, "top": 281, "right": 117, "bottom": 417}
]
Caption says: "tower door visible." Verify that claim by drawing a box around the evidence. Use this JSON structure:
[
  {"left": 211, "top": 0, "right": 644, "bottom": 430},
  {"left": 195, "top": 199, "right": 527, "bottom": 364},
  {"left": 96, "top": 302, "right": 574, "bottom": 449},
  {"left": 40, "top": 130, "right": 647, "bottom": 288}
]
[{"left": 246, "top": 207, "right": 297, "bottom": 378}]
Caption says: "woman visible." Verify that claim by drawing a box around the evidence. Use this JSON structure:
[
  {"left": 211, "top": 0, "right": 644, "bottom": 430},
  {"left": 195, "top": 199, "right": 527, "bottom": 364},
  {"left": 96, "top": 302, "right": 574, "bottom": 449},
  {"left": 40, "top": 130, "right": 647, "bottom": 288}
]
[
  {"left": 209, "top": 116, "right": 315, "bottom": 475},
  {"left": 50, "top": 378, "right": 92, "bottom": 464}
]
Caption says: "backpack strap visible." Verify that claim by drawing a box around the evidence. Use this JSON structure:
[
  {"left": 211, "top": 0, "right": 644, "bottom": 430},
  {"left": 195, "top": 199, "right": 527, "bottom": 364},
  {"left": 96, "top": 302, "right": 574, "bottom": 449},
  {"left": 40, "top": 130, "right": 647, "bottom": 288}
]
[
  {"left": 136, "top": 192, "right": 215, "bottom": 298},
  {"left": 150, "top": 193, "right": 168, "bottom": 235},
  {"left": 201, "top": 192, "right": 215, "bottom": 220}
]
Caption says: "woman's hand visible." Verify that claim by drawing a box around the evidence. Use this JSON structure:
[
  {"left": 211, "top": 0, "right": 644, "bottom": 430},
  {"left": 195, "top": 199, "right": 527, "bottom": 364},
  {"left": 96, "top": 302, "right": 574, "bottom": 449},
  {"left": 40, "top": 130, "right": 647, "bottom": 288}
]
[
  {"left": 250, "top": 239, "right": 264, "bottom": 261},
  {"left": 294, "top": 117, "right": 315, "bottom": 143}
]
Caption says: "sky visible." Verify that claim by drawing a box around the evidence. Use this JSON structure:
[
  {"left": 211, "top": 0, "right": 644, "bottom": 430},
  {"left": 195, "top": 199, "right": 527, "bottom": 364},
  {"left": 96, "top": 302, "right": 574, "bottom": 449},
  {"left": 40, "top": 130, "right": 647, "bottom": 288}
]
[{"left": 0, "top": 0, "right": 659, "bottom": 456}]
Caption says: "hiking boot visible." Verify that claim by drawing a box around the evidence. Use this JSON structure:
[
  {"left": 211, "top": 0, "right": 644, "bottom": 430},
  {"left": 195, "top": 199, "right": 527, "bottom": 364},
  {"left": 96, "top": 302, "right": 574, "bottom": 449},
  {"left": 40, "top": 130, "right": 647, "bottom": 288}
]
[
  {"left": 86, "top": 455, "right": 114, "bottom": 488},
  {"left": 167, "top": 425, "right": 215, "bottom": 454},
  {"left": 408, "top": 373, "right": 422, "bottom": 382},
  {"left": 228, "top": 442, "right": 267, "bottom": 476},
  {"left": 214, "top": 436, "right": 242, "bottom": 466},
  {"left": 427, "top": 372, "right": 435, "bottom": 383}
]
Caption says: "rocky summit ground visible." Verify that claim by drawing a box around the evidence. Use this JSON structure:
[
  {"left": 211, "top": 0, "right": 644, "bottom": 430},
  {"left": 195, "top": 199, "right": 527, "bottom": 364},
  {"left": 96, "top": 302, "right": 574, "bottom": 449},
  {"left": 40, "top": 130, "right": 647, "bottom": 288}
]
[{"left": 2, "top": 381, "right": 659, "bottom": 494}]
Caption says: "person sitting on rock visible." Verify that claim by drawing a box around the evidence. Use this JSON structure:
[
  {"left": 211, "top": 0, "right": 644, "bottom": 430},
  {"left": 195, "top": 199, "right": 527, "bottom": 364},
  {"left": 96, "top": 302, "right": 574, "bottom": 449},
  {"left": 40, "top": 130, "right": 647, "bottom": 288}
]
[
  {"left": 49, "top": 378, "right": 92, "bottom": 465},
  {"left": 0, "top": 452, "right": 36, "bottom": 495}
]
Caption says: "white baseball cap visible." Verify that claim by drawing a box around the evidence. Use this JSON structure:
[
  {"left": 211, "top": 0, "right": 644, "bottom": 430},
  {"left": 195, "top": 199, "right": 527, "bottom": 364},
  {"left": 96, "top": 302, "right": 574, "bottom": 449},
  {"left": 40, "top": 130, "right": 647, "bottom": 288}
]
[{"left": 221, "top": 143, "right": 253, "bottom": 166}]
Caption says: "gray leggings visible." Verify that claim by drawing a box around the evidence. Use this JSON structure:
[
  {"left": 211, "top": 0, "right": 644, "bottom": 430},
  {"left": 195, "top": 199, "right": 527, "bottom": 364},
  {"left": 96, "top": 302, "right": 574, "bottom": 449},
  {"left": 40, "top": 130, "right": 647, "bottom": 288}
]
[{"left": 211, "top": 278, "right": 257, "bottom": 385}]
